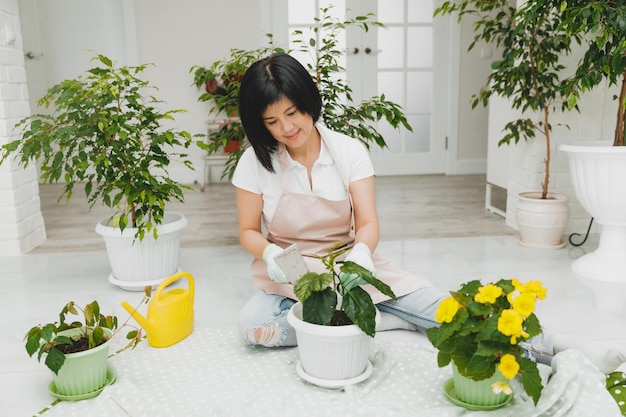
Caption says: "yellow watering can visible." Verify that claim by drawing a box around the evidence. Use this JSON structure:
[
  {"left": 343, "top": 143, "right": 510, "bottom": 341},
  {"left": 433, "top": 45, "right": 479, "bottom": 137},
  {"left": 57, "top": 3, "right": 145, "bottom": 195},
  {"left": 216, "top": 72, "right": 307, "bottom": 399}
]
[{"left": 122, "top": 271, "right": 195, "bottom": 348}]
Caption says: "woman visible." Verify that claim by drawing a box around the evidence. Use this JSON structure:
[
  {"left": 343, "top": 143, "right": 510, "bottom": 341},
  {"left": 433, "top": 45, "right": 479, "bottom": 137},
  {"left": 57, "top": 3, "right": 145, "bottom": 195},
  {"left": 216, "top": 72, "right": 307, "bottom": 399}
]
[{"left": 233, "top": 52, "right": 447, "bottom": 347}]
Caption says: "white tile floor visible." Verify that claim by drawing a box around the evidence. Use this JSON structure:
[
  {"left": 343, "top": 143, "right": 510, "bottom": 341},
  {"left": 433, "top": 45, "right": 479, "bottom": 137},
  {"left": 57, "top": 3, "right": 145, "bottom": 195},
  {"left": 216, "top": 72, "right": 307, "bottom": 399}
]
[{"left": 4, "top": 232, "right": 626, "bottom": 416}]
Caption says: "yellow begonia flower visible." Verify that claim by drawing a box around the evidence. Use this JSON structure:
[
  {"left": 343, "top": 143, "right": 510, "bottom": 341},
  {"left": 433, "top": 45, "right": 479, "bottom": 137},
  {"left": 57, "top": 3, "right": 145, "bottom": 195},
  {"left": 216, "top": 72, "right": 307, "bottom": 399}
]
[
  {"left": 525, "top": 280, "right": 547, "bottom": 300},
  {"left": 492, "top": 380, "right": 513, "bottom": 395},
  {"left": 512, "top": 279, "right": 547, "bottom": 300},
  {"left": 497, "top": 309, "right": 528, "bottom": 344},
  {"left": 498, "top": 354, "right": 520, "bottom": 379},
  {"left": 435, "top": 297, "right": 461, "bottom": 323},
  {"left": 510, "top": 292, "right": 536, "bottom": 318},
  {"left": 474, "top": 284, "right": 503, "bottom": 304}
]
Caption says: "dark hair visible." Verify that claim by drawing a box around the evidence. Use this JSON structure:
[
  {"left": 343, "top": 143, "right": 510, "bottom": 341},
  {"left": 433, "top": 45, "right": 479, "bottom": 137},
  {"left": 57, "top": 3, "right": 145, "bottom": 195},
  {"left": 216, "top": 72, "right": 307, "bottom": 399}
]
[{"left": 238, "top": 53, "right": 322, "bottom": 172}]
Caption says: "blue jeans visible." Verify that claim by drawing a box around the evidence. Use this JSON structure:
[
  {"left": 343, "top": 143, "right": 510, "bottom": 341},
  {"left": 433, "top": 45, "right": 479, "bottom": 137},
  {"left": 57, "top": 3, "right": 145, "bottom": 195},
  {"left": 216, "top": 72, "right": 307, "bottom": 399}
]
[{"left": 238, "top": 286, "right": 447, "bottom": 347}]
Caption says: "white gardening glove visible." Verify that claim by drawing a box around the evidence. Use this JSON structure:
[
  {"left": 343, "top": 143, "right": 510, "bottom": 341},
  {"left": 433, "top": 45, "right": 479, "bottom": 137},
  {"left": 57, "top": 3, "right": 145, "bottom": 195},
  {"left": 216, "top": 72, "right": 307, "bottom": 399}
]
[
  {"left": 345, "top": 242, "right": 376, "bottom": 275},
  {"left": 262, "top": 243, "right": 289, "bottom": 284},
  {"left": 340, "top": 242, "right": 376, "bottom": 293}
]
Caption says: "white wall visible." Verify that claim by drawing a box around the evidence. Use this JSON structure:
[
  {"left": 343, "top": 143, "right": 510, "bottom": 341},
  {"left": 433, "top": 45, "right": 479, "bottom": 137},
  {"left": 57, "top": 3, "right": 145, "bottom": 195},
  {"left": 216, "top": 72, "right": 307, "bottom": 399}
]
[{"left": 0, "top": 0, "right": 45, "bottom": 255}]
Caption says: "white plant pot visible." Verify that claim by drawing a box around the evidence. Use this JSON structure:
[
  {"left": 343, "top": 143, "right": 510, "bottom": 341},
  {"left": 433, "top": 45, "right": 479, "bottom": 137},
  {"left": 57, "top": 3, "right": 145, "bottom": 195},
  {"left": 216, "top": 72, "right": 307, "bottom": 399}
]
[
  {"left": 515, "top": 192, "right": 570, "bottom": 248},
  {"left": 561, "top": 142, "right": 626, "bottom": 282},
  {"left": 95, "top": 212, "right": 187, "bottom": 290},
  {"left": 287, "top": 301, "right": 376, "bottom": 381}
]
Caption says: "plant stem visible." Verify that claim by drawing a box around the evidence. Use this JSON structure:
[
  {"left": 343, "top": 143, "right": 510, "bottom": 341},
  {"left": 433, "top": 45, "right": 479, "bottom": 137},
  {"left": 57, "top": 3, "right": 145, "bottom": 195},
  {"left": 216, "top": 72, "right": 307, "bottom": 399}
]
[
  {"left": 614, "top": 70, "right": 626, "bottom": 147},
  {"left": 542, "top": 104, "right": 550, "bottom": 200}
]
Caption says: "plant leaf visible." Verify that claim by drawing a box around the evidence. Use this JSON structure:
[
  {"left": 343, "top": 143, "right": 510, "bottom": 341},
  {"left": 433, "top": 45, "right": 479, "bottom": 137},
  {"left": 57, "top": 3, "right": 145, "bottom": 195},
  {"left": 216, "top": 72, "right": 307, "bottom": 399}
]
[{"left": 302, "top": 288, "right": 337, "bottom": 325}]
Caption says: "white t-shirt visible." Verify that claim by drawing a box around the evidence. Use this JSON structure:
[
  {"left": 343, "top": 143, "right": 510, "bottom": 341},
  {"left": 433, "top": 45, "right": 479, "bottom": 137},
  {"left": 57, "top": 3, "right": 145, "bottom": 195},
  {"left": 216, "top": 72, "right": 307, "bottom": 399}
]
[{"left": 232, "top": 122, "right": 375, "bottom": 228}]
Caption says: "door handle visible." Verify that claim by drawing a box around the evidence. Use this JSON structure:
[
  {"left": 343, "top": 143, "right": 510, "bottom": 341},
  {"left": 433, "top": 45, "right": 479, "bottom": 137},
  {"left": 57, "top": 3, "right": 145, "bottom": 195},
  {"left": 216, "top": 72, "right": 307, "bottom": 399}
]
[
  {"left": 364, "top": 47, "right": 382, "bottom": 55},
  {"left": 344, "top": 47, "right": 360, "bottom": 55}
]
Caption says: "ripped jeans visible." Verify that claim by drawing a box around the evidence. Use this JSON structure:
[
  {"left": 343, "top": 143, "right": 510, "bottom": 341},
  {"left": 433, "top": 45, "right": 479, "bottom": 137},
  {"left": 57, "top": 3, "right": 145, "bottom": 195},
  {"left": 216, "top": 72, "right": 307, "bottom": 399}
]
[{"left": 238, "top": 286, "right": 447, "bottom": 347}]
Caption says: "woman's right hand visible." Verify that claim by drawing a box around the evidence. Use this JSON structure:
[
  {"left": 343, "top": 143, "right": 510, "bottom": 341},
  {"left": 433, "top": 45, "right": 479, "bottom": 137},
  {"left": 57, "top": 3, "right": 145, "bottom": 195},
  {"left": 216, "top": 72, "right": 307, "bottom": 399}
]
[{"left": 263, "top": 243, "right": 290, "bottom": 283}]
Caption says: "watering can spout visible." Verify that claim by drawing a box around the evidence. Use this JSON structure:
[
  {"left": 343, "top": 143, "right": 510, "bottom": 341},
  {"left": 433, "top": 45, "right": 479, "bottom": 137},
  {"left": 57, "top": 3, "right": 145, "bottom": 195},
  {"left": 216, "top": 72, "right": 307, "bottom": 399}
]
[
  {"left": 121, "top": 301, "right": 153, "bottom": 333},
  {"left": 121, "top": 271, "right": 195, "bottom": 348}
]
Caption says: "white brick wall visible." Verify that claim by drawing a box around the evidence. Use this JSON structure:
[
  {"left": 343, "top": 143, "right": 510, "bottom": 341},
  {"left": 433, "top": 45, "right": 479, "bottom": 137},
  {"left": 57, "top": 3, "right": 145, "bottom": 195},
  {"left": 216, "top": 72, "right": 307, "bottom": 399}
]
[{"left": 0, "top": 0, "right": 46, "bottom": 255}]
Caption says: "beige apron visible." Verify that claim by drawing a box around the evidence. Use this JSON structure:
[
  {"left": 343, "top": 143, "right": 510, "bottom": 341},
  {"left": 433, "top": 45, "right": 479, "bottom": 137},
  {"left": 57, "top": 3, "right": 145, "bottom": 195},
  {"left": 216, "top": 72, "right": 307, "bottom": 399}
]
[{"left": 250, "top": 134, "right": 431, "bottom": 303}]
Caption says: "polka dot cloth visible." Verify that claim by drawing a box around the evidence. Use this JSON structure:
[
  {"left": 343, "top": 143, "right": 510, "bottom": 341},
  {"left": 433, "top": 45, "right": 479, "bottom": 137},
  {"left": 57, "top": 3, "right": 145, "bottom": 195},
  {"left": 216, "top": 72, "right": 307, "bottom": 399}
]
[
  {"left": 35, "top": 328, "right": 622, "bottom": 417},
  {"left": 607, "top": 372, "right": 626, "bottom": 416}
]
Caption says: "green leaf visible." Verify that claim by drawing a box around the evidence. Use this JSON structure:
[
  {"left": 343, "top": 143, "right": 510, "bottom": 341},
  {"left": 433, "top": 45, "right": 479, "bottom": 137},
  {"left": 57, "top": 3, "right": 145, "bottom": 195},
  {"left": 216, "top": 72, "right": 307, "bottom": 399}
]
[
  {"left": 342, "top": 286, "right": 376, "bottom": 337},
  {"left": 293, "top": 272, "right": 333, "bottom": 302},
  {"left": 466, "top": 354, "right": 496, "bottom": 381},
  {"left": 45, "top": 348, "right": 66, "bottom": 375},
  {"left": 339, "top": 261, "right": 397, "bottom": 300},
  {"left": 520, "top": 357, "right": 543, "bottom": 405},
  {"left": 301, "top": 288, "right": 336, "bottom": 325}
]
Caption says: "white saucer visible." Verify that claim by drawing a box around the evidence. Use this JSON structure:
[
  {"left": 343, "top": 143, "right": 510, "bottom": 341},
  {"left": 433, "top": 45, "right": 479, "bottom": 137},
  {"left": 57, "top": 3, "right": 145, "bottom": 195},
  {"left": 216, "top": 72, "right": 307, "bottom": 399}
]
[
  {"left": 108, "top": 268, "right": 181, "bottom": 291},
  {"left": 295, "top": 361, "right": 373, "bottom": 389}
]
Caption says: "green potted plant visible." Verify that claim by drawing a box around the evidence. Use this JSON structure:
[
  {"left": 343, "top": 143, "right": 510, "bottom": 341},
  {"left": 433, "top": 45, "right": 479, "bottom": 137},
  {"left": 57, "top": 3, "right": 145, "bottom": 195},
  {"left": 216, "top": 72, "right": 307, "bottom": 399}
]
[
  {"left": 558, "top": 2, "right": 626, "bottom": 283},
  {"left": 191, "top": 7, "right": 411, "bottom": 181},
  {"left": 0, "top": 53, "right": 196, "bottom": 289},
  {"left": 25, "top": 292, "right": 149, "bottom": 400},
  {"left": 436, "top": 0, "right": 578, "bottom": 248},
  {"left": 287, "top": 243, "right": 397, "bottom": 385},
  {"left": 426, "top": 278, "right": 547, "bottom": 408},
  {"left": 190, "top": 40, "right": 279, "bottom": 180}
]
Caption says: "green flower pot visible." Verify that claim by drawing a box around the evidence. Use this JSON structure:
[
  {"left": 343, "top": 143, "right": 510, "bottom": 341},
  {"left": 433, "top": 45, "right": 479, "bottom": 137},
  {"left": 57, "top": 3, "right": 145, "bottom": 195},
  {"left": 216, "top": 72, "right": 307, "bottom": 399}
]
[
  {"left": 452, "top": 363, "right": 510, "bottom": 407},
  {"left": 50, "top": 327, "right": 113, "bottom": 396}
]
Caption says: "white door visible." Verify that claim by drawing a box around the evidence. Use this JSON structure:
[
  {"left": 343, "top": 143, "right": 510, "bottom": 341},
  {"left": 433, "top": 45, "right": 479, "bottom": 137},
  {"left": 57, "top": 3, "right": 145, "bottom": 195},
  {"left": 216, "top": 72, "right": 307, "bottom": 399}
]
[{"left": 286, "top": 0, "right": 450, "bottom": 175}]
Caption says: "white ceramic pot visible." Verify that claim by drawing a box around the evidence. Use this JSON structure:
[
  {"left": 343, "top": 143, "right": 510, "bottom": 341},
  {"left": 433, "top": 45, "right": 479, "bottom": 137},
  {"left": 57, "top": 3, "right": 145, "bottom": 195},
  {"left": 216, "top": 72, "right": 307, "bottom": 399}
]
[
  {"left": 287, "top": 301, "right": 376, "bottom": 381},
  {"left": 515, "top": 192, "right": 570, "bottom": 248},
  {"left": 95, "top": 212, "right": 187, "bottom": 290},
  {"left": 561, "top": 142, "right": 626, "bottom": 282}
]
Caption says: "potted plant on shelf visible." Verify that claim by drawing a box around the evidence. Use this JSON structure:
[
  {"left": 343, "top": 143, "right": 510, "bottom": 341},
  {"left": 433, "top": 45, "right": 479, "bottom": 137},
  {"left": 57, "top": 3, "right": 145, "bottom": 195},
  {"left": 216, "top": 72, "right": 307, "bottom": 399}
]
[
  {"left": 25, "top": 292, "right": 149, "bottom": 400},
  {"left": 436, "top": 0, "right": 578, "bottom": 248},
  {"left": 191, "top": 41, "right": 277, "bottom": 181},
  {"left": 190, "top": 7, "right": 411, "bottom": 181},
  {"left": 287, "top": 243, "right": 397, "bottom": 386},
  {"left": 0, "top": 53, "right": 196, "bottom": 290},
  {"left": 558, "top": 2, "right": 626, "bottom": 283},
  {"left": 426, "top": 278, "right": 547, "bottom": 408}
]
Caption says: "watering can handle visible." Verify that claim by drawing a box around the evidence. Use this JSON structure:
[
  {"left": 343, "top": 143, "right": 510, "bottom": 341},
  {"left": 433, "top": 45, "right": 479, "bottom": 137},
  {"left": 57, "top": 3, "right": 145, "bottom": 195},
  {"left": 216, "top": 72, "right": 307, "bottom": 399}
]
[{"left": 154, "top": 271, "right": 195, "bottom": 304}]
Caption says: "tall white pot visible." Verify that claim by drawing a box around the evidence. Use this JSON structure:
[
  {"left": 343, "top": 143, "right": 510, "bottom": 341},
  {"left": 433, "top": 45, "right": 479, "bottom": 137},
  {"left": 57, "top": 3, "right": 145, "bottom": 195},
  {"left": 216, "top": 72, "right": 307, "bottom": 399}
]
[
  {"left": 561, "top": 142, "right": 626, "bottom": 283},
  {"left": 515, "top": 192, "right": 570, "bottom": 248},
  {"left": 95, "top": 212, "right": 187, "bottom": 290},
  {"left": 287, "top": 302, "right": 375, "bottom": 381}
]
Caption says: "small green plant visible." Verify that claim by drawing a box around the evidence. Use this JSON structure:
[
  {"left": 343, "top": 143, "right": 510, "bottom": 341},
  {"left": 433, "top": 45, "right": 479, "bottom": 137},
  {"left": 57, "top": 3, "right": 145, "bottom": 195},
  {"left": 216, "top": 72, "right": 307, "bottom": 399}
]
[
  {"left": 25, "top": 290, "right": 150, "bottom": 375},
  {"left": 191, "top": 7, "right": 411, "bottom": 180},
  {"left": 293, "top": 243, "right": 397, "bottom": 337},
  {"left": 0, "top": 53, "right": 196, "bottom": 241}
]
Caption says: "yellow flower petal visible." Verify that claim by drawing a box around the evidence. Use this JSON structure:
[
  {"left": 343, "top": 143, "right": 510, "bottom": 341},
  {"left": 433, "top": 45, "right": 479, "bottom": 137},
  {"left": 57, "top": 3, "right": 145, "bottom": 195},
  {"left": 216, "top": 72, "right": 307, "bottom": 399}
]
[
  {"left": 511, "top": 292, "right": 536, "bottom": 318},
  {"left": 498, "top": 354, "right": 520, "bottom": 379},
  {"left": 474, "top": 284, "right": 503, "bottom": 304},
  {"left": 497, "top": 309, "right": 527, "bottom": 344},
  {"left": 435, "top": 297, "right": 461, "bottom": 323}
]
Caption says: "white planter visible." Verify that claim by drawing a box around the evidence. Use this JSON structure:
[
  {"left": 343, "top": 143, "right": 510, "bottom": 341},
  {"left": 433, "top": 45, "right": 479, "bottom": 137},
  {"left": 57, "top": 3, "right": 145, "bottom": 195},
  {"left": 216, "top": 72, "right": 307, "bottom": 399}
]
[
  {"left": 561, "top": 142, "right": 626, "bottom": 282},
  {"left": 515, "top": 192, "right": 570, "bottom": 248},
  {"left": 287, "top": 302, "right": 376, "bottom": 382},
  {"left": 95, "top": 212, "right": 187, "bottom": 290}
]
